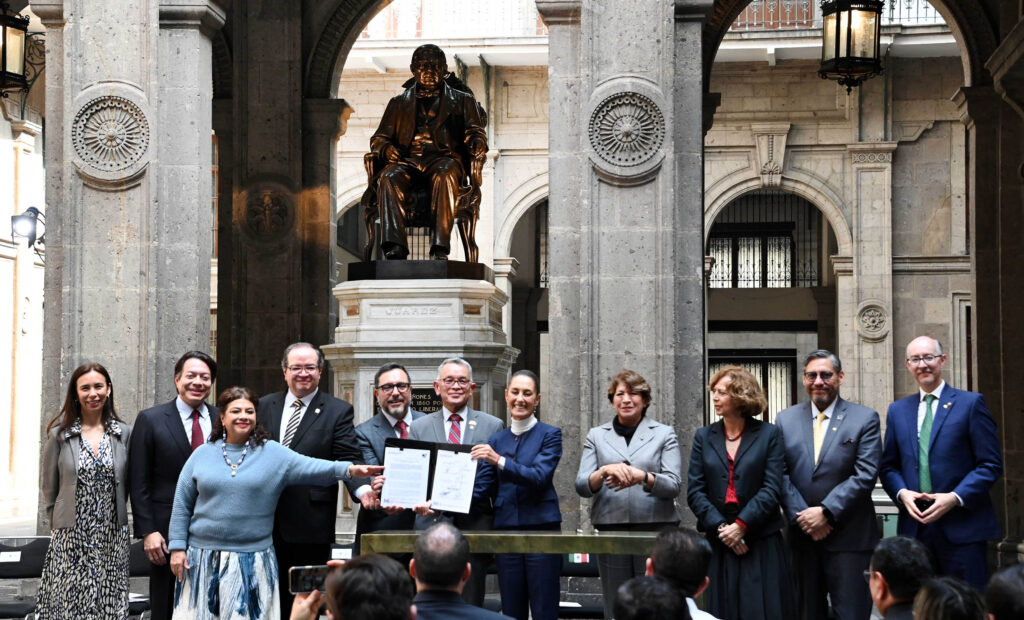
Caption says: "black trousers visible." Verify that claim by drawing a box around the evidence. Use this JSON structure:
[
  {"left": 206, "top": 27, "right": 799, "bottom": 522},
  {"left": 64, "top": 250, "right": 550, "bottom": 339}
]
[
  {"left": 273, "top": 534, "right": 331, "bottom": 620},
  {"left": 149, "top": 560, "right": 174, "bottom": 620}
]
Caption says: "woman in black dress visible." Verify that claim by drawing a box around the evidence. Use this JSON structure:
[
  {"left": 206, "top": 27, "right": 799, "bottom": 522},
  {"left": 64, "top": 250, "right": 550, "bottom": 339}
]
[{"left": 686, "top": 365, "right": 796, "bottom": 620}]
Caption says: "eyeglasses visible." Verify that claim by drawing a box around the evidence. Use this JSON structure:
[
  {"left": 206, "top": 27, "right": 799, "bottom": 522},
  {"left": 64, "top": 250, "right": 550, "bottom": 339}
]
[
  {"left": 862, "top": 569, "right": 874, "bottom": 583},
  {"left": 441, "top": 377, "right": 471, "bottom": 387},
  {"left": 286, "top": 365, "right": 320, "bottom": 374},
  {"left": 377, "top": 382, "right": 410, "bottom": 393},
  {"left": 803, "top": 371, "right": 835, "bottom": 381},
  {"left": 906, "top": 354, "right": 942, "bottom": 365}
]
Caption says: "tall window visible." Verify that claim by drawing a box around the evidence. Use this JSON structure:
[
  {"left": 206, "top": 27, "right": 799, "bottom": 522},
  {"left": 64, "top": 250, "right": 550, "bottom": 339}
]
[
  {"left": 707, "top": 349, "right": 797, "bottom": 424},
  {"left": 707, "top": 190, "right": 822, "bottom": 289}
]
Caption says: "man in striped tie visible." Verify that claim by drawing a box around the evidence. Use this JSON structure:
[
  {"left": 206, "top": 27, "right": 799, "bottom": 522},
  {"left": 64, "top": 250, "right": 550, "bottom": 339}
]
[
  {"left": 409, "top": 357, "right": 505, "bottom": 607},
  {"left": 345, "top": 362, "right": 427, "bottom": 553},
  {"left": 880, "top": 336, "right": 1003, "bottom": 590},
  {"left": 257, "top": 342, "right": 362, "bottom": 618}
]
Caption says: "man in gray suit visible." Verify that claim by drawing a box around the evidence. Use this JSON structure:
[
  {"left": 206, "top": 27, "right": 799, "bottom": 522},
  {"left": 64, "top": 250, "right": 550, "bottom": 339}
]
[
  {"left": 346, "top": 362, "right": 426, "bottom": 553},
  {"left": 410, "top": 357, "right": 504, "bottom": 607},
  {"left": 776, "top": 350, "right": 882, "bottom": 620}
]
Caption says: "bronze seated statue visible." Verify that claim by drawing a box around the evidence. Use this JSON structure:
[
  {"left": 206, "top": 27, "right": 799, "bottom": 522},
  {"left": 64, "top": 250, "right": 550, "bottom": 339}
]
[{"left": 359, "top": 44, "right": 488, "bottom": 263}]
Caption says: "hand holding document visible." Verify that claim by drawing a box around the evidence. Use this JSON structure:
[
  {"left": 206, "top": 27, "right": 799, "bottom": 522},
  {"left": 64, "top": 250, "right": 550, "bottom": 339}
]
[
  {"left": 380, "top": 438, "right": 480, "bottom": 514},
  {"left": 380, "top": 445, "right": 430, "bottom": 509}
]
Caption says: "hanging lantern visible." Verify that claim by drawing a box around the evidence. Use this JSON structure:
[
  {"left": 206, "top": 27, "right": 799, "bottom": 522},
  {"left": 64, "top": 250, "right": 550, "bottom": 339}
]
[
  {"left": 819, "top": 0, "right": 884, "bottom": 92},
  {"left": 0, "top": 1, "right": 30, "bottom": 97}
]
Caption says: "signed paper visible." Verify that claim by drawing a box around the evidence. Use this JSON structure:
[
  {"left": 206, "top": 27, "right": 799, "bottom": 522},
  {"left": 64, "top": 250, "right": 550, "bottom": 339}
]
[
  {"left": 428, "top": 449, "right": 478, "bottom": 513},
  {"left": 380, "top": 445, "right": 430, "bottom": 508}
]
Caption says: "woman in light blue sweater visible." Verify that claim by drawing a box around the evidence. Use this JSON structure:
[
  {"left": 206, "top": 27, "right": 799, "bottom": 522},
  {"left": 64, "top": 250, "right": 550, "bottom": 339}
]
[{"left": 167, "top": 386, "right": 382, "bottom": 620}]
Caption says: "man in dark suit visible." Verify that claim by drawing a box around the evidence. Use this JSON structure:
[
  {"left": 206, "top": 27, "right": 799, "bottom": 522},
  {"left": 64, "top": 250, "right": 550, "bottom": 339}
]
[
  {"left": 257, "top": 342, "right": 362, "bottom": 617},
  {"left": 867, "top": 536, "right": 934, "bottom": 620},
  {"left": 777, "top": 350, "right": 882, "bottom": 620},
  {"left": 880, "top": 336, "right": 1003, "bottom": 590},
  {"left": 409, "top": 523, "right": 512, "bottom": 620},
  {"left": 345, "top": 362, "right": 425, "bottom": 553},
  {"left": 409, "top": 357, "right": 503, "bottom": 607},
  {"left": 129, "top": 350, "right": 217, "bottom": 620}
]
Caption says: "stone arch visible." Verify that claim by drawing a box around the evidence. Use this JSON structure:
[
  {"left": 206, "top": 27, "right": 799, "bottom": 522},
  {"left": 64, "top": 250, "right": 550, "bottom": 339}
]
[
  {"left": 305, "top": 0, "right": 392, "bottom": 99},
  {"left": 704, "top": 0, "right": 998, "bottom": 89},
  {"left": 495, "top": 171, "right": 549, "bottom": 257},
  {"left": 705, "top": 170, "right": 853, "bottom": 257}
]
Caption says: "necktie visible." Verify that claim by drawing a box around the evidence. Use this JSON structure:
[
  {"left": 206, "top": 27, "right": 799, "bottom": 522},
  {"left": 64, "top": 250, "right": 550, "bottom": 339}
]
[
  {"left": 395, "top": 420, "right": 408, "bottom": 440},
  {"left": 448, "top": 413, "right": 462, "bottom": 444},
  {"left": 282, "top": 400, "right": 304, "bottom": 447},
  {"left": 190, "top": 410, "right": 203, "bottom": 452},
  {"left": 813, "top": 412, "right": 828, "bottom": 464},
  {"left": 919, "top": 394, "right": 936, "bottom": 493}
]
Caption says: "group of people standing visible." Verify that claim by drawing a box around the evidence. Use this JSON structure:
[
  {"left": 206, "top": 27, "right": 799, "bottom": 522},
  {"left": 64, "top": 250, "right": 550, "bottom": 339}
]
[{"left": 35, "top": 334, "right": 1004, "bottom": 620}]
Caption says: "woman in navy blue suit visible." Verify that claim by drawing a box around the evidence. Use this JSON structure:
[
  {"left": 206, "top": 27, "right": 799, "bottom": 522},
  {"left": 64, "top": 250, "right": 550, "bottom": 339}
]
[
  {"left": 687, "top": 366, "right": 796, "bottom": 620},
  {"left": 471, "top": 370, "right": 562, "bottom": 620}
]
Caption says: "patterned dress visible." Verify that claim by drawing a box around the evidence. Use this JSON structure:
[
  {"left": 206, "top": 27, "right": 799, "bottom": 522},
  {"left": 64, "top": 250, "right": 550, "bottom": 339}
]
[{"left": 37, "top": 422, "right": 130, "bottom": 619}]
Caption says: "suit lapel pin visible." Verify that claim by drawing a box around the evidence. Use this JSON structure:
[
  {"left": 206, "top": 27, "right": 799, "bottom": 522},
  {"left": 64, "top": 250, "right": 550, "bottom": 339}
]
[
  {"left": 468, "top": 420, "right": 477, "bottom": 429},
  {"left": 314, "top": 408, "right": 321, "bottom": 415},
  {"left": 943, "top": 403, "right": 951, "bottom": 409}
]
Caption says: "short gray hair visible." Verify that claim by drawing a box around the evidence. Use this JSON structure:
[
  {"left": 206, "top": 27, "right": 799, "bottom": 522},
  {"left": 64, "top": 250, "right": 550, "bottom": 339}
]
[
  {"left": 803, "top": 349, "right": 842, "bottom": 373},
  {"left": 281, "top": 342, "right": 325, "bottom": 369},
  {"left": 437, "top": 357, "right": 473, "bottom": 381}
]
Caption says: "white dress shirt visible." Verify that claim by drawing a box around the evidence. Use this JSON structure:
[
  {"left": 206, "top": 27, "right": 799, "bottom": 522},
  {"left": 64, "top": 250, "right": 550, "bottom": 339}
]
[
  {"left": 176, "top": 396, "right": 211, "bottom": 445},
  {"left": 279, "top": 388, "right": 319, "bottom": 442}
]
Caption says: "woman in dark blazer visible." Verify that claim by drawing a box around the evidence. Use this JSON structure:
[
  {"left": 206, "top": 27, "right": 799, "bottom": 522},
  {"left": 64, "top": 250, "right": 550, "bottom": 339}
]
[
  {"left": 471, "top": 370, "right": 561, "bottom": 620},
  {"left": 575, "top": 369, "right": 682, "bottom": 619},
  {"left": 687, "top": 365, "right": 796, "bottom": 620},
  {"left": 38, "top": 362, "right": 132, "bottom": 619}
]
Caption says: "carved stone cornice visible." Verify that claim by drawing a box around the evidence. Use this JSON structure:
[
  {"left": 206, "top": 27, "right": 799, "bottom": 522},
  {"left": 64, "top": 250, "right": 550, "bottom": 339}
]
[
  {"left": 674, "top": 0, "right": 715, "bottom": 22},
  {"left": 952, "top": 86, "right": 1001, "bottom": 129},
  {"left": 703, "top": 92, "right": 721, "bottom": 136},
  {"left": 536, "top": 1, "right": 581, "bottom": 26},
  {"left": 28, "top": 1, "right": 64, "bottom": 26},
  {"left": 985, "top": 18, "right": 1024, "bottom": 120},
  {"left": 159, "top": 1, "right": 227, "bottom": 37}
]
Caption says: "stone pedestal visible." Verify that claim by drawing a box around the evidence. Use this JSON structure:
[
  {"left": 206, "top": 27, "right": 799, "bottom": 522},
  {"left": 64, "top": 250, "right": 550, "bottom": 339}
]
[{"left": 322, "top": 278, "right": 518, "bottom": 536}]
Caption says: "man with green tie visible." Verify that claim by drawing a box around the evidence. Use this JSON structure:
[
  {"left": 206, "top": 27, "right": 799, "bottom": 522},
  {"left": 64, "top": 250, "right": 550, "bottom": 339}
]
[{"left": 879, "top": 336, "right": 1003, "bottom": 589}]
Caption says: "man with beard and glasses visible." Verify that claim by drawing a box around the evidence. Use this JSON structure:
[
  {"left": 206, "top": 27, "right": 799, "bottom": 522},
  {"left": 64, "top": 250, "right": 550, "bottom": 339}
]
[
  {"left": 776, "top": 349, "right": 882, "bottom": 620},
  {"left": 346, "top": 362, "right": 426, "bottom": 554}
]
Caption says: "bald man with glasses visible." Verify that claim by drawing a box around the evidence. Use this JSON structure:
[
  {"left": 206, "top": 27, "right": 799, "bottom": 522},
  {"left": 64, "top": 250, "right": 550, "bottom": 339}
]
[{"left": 879, "top": 336, "right": 1003, "bottom": 590}]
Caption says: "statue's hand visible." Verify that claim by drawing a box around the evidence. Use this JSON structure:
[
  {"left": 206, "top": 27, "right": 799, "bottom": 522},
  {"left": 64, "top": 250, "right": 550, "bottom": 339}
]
[
  {"left": 383, "top": 145, "right": 401, "bottom": 163},
  {"left": 468, "top": 138, "right": 486, "bottom": 159}
]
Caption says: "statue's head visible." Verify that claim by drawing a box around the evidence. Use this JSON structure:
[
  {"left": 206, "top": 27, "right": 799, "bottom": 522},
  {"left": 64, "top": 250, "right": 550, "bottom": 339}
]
[{"left": 410, "top": 44, "right": 447, "bottom": 91}]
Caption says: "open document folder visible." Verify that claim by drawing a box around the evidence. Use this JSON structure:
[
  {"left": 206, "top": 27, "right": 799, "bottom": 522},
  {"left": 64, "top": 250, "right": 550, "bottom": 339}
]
[{"left": 380, "top": 438, "right": 479, "bottom": 514}]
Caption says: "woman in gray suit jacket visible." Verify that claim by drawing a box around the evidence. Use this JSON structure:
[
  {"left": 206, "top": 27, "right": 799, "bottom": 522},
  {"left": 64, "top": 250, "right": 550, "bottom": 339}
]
[
  {"left": 575, "top": 369, "right": 682, "bottom": 619},
  {"left": 38, "top": 362, "right": 133, "bottom": 619}
]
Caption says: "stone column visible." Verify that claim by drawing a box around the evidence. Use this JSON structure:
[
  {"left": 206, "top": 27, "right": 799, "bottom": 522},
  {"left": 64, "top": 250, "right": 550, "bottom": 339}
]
[
  {"left": 216, "top": 2, "right": 349, "bottom": 394},
  {"left": 954, "top": 86, "right": 1024, "bottom": 565},
  {"left": 493, "top": 257, "right": 519, "bottom": 341},
  {"left": 538, "top": 0, "right": 711, "bottom": 531},
  {"left": 5, "top": 120, "right": 44, "bottom": 519},
  {"left": 841, "top": 143, "right": 896, "bottom": 416},
  {"left": 33, "top": 0, "right": 224, "bottom": 530}
]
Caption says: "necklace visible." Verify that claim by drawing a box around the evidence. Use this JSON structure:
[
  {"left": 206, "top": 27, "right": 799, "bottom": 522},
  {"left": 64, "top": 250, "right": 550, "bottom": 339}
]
[
  {"left": 725, "top": 426, "right": 745, "bottom": 442},
  {"left": 221, "top": 440, "right": 249, "bottom": 477}
]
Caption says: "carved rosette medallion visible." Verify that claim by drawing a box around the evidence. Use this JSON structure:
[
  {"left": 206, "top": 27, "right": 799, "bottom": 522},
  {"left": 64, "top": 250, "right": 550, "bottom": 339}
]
[
  {"left": 851, "top": 152, "right": 892, "bottom": 164},
  {"left": 72, "top": 96, "right": 150, "bottom": 172},
  {"left": 856, "top": 302, "right": 890, "bottom": 342},
  {"left": 589, "top": 92, "right": 665, "bottom": 166},
  {"left": 243, "top": 186, "right": 294, "bottom": 243},
  {"left": 588, "top": 89, "right": 666, "bottom": 184}
]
